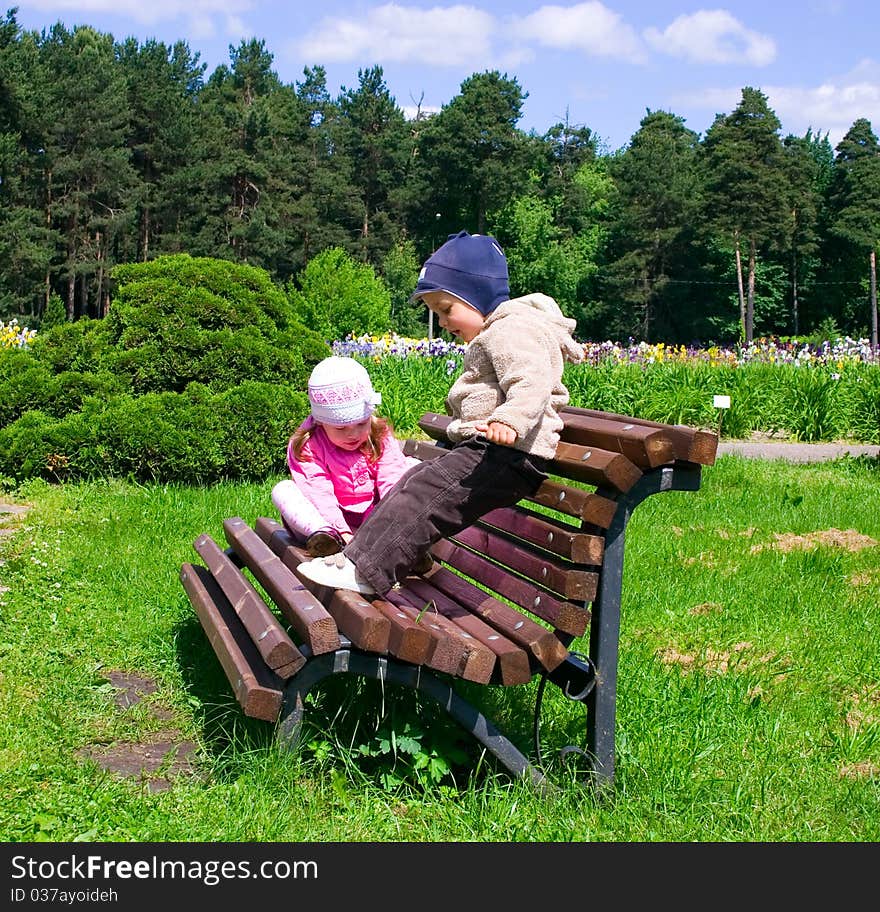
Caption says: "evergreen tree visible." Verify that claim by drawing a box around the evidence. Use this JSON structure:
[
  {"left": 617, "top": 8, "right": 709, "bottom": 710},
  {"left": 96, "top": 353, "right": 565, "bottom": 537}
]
[
  {"left": 412, "top": 71, "right": 532, "bottom": 241},
  {"left": 38, "top": 24, "right": 138, "bottom": 320},
  {"left": 0, "top": 12, "right": 55, "bottom": 322},
  {"left": 116, "top": 37, "right": 204, "bottom": 262},
  {"left": 827, "top": 118, "right": 880, "bottom": 347},
  {"left": 286, "top": 66, "right": 360, "bottom": 272},
  {"left": 337, "top": 66, "right": 411, "bottom": 266},
  {"left": 602, "top": 110, "right": 703, "bottom": 341},
  {"left": 700, "top": 87, "right": 790, "bottom": 342},
  {"left": 781, "top": 131, "right": 825, "bottom": 335}
]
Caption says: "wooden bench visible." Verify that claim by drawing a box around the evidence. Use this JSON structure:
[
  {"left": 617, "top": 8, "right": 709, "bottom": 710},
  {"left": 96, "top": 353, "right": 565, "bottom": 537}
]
[{"left": 180, "top": 407, "right": 718, "bottom": 790}]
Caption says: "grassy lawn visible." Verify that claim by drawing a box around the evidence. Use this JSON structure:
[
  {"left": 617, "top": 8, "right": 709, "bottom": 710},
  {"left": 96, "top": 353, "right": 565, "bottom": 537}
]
[{"left": 1, "top": 454, "right": 879, "bottom": 842}]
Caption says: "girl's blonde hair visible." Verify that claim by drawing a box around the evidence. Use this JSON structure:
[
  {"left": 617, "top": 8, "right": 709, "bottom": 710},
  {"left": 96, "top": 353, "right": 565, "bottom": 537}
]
[{"left": 290, "top": 415, "right": 394, "bottom": 464}]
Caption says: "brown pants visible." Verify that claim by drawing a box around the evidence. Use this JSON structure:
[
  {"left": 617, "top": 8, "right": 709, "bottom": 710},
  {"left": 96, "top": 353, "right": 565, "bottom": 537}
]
[{"left": 344, "top": 437, "right": 547, "bottom": 596}]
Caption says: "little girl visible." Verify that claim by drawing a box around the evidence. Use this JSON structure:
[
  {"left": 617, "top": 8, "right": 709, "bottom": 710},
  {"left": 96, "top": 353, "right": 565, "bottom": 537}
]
[{"left": 271, "top": 356, "right": 418, "bottom": 557}]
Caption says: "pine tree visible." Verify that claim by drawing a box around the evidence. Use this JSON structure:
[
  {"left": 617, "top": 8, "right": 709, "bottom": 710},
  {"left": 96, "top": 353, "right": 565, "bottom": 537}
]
[
  {"left": 827, "top": 118, "right": 880, "bottom": 348},
  {"left": 700, "top": 87, "right": 790, "bottom": 342}
]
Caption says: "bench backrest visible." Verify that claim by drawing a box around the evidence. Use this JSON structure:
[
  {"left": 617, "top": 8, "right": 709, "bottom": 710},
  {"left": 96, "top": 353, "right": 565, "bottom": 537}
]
[{"left": 402, "top": 409, "right": 718, "bottom": 681}]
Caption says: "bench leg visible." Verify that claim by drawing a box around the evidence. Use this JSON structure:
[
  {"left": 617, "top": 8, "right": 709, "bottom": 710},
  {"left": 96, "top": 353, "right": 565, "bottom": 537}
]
[
  {"left": 588, "top": 466, "right": 703, "bottom": 791},
  {"left": 276, "top": 649, "right": 549, "bottom": 789}
]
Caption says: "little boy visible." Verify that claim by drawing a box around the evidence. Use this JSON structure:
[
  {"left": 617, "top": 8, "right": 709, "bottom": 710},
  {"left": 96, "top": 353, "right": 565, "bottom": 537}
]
[{"left": 298, "top": 230, "right": 585, "bottom": 596}]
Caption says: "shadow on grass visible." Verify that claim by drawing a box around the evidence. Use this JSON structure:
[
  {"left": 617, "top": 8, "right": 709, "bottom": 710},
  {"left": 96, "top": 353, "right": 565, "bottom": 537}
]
[{"left": 172, "top": 609, "right": 592, "bottom": 789}]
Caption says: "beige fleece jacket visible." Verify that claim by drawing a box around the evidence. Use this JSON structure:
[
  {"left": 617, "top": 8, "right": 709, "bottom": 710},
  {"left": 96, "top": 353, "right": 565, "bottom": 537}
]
[{"left": 444, "top": 293, "right": 586, "bottom": 460}]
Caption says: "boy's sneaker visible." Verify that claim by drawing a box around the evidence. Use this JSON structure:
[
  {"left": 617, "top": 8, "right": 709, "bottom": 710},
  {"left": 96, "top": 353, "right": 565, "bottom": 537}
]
[
  {"left": 297, "top": 554, "right": 375, "bottom": 596},
  {"left": 305, "top": 529, "right": 345, "bottom": 557}
]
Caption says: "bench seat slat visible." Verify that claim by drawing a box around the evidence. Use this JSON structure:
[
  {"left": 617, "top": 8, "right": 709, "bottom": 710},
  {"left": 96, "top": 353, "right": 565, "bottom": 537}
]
[
  {"left": 399, "top": 576, "right": 532, "bottom": 686},
  {"left": 419, "top": 565, "right": 569, "bottom": 672},
  {"left": 192, "top": 534, "right": 305, "bottom": 677},
  {"left": 253, "top": 518, "right": 392, "bottom": 655},
  {"left": 449, "top": 525, "right": 598, "bottom": 601},
  {"left": 558, "top": 412, "right": 676, "bottom": 468},
  {"left": 223, "top": 518, "right": 340, "bottom": 656},
  {"left": 416, "top": 413, "right": 643, "bottom": 492},
  {"left": 385, "top": 590, "right": 494, "bottom": 682},
  {"left": 369, "top": 598, "right": 434, "bottom": 666},
  {"left": 430, "top": 538, "right": 590, "bottom": 638},
  {"left": 180, "top": 563, "right": 283, "bottom": 722},
  {"left": 530, "top": 480, "right": 618, "bottom": 526}
]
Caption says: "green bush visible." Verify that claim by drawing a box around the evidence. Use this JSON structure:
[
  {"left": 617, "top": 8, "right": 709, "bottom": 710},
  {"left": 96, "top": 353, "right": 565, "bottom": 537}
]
[
  {"left": 0, "top": 409, "right": 94, "bottom": 482},
  {"left": 289, "top": 247, "right": 392, "bottom": 343},
  {"left": 217, "top": 382, "right": 309, "bottom": 480},
  {"left": 2, "top": 254, "right": 329, "bottom": 485},
  {"left": 28, "top": 318, "right": 115, "bottom": 374},
  {"left": 105, "top": 254, "right": 327, "bottom": 394},
  {"left": 0, "top": 383, "right": 310, "bottom": 485}
]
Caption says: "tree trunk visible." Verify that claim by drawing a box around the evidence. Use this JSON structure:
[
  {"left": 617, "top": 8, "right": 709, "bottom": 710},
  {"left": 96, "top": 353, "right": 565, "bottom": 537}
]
[
  {"left": 734, "top": 231, "right": 745, "bottom": 341},
  {"left": 791, "top": 249, "right": 799, "bottom": 336},
  {"left": 66, "top": 270, "right": 75, "bottom": 322},
  {"left": 140, "top": 207, "right": 150, "bottom": 262},
  {"left": 95, "top": 231, "right": 105, "bottom": 319},
  {"left": 746, "top": 238, "right": 756, "bottom": 345},
  {"left": 44, "top": 172, "right": 53, "bottom": 318},
  {"left": 870, "top": 248, "right": 878, "bottom": 351}
]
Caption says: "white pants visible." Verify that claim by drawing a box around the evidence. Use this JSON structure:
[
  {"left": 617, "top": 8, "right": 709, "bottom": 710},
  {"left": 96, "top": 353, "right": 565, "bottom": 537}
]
[{"left": 270, "top": 480, "right": 330, "bottom": 541}]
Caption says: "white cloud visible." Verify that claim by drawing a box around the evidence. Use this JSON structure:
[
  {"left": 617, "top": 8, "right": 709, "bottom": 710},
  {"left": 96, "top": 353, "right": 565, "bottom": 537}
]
[
  {"left": 645, "top": 10, "right": 776, "bottom": 66},
  {"left": 21, "top": 0, "right": 254, "bottom": 28},
  {"left": 671, "top": 60, "right": 880, "bottom": 147},
  {"left": 400, "top": 103, "right": 441, "bottom": 121},
  {"left": 509, "top": 1, "right": 646, "bottom": 64},
  {"left": 764, "top": 61, "right": 880, "bottom": 146},
  {"left": 293, "top": 4, "right": 495, "bottom": 66}
]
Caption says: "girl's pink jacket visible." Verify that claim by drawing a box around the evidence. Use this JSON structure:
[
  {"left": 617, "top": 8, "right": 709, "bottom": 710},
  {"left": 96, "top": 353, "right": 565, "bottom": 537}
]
[{"left": 286, "top": 418, "right": 418, "bottom": 535}]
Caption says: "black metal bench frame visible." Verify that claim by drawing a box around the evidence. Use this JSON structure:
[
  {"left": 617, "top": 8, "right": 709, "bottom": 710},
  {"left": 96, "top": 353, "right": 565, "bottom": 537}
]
[{"left": 239, "top": 461, "right": 702, "bottom": 791}]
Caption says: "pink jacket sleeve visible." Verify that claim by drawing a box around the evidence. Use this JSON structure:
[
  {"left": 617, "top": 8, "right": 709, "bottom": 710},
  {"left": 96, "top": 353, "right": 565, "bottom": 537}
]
[
  {"left": 287, "top": 438, "right": 352, "bottom": 535},
  {"left": 375, "top": 432, "right": 419, "bottom": 500}
]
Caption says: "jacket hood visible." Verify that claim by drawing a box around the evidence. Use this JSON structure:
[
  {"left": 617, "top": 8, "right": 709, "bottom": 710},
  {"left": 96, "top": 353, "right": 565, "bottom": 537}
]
[{"left": 484, "top": 293, "right": 585, "bottom": 364}]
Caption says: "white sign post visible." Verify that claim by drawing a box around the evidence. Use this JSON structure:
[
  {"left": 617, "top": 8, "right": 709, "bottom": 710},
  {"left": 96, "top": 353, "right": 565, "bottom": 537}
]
[{"left": 713, "top": 394, "right": 731, "bottom": 436}]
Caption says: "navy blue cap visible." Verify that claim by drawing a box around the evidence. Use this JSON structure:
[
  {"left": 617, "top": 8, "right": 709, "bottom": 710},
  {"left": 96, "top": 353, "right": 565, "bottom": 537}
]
[{"left": 411, "top": 231, "right": 510, "bottom": 317}]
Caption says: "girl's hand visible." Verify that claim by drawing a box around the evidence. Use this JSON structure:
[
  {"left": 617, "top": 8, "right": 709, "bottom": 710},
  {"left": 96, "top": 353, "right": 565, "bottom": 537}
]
[{"left": 475, "top": 421, "right": 517, "bottom": 446}]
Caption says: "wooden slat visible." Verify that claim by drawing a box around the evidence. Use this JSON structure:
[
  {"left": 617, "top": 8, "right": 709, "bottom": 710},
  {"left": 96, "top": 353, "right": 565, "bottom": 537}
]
[
  {"left": 480, "top": 505, "right": 605, "bottom": 565},
  {"left": 404, "top": 437, "right": 620, "bottom": 527},
  {"left": 552, "top": 440, "right": 642, "bottom": 492},
  {"left": 561, "top": 406, "right": 719, "bottom": 466},
  {"left": 559, "top": 412, "right": 675, "bottom": 468},
  {"left": 399, "top": 576, "right": 532, "bottom": 686},
  {"left": 252, "top": 517, "right": 391, "bottom": 655},
  {"left": 262, "top": 528, "right": 427, "bottom": 663},
  {"left": 180, "top": 563, "right": 283, "bottom": 722},
  {"left": 416, "top": 413, "right": 643, "bottom": 492},
  {"left": 420, "top": 564, "right": 569, "bottom": 672},
  {"left": 430, "top": 538, "right": 591, "bottom": 637},
  {"left": 223, "top": 518, "right": 340, "bottom": 656},
  {"left": 369, "top": 598, "right": 434, "bottom": 666},
  {"left": 387, "top": 588, "right": 495, "bottom": 684},
  {"left": 192, "top": 534, "right": 305, "bottom": 677},
  {"left": 530, "top": 479, "right": 618, "bottom": 527},
  {"left": 449, "top": 525, "right": 598, "bottom": 601}
]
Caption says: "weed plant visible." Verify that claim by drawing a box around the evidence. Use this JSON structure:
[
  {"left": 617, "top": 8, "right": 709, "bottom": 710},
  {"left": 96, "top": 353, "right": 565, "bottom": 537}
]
[{"left": 1, "top": 454, "right": 879, "bottom": 842}]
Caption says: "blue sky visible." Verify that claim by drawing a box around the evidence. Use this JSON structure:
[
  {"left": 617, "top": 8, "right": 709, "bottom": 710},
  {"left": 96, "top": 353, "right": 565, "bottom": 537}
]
[{"left": 13, "top": 0, "right": 880, "bottom": 152}]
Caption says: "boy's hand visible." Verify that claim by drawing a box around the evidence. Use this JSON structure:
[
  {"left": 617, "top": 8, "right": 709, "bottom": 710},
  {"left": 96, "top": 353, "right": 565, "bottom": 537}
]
[{"left": 476, "top": 421, "right": 517, "bottom": 446}]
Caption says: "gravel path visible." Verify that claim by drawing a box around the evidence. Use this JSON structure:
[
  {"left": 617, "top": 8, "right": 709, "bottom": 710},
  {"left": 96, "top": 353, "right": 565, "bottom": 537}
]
[{"left": 717, "top": 440, "right": 880, "bottom": 463}]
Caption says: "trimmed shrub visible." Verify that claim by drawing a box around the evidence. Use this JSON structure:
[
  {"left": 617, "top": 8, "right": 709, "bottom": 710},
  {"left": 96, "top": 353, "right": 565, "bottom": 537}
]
[{"left": 2, "top": 254, "right": 329, "bottom": 484}]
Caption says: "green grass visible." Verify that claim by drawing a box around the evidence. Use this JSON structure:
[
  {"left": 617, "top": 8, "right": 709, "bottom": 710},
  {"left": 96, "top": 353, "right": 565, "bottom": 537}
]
[{"left": 1, "top": 456, "right": 879, "bottom": 842}]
